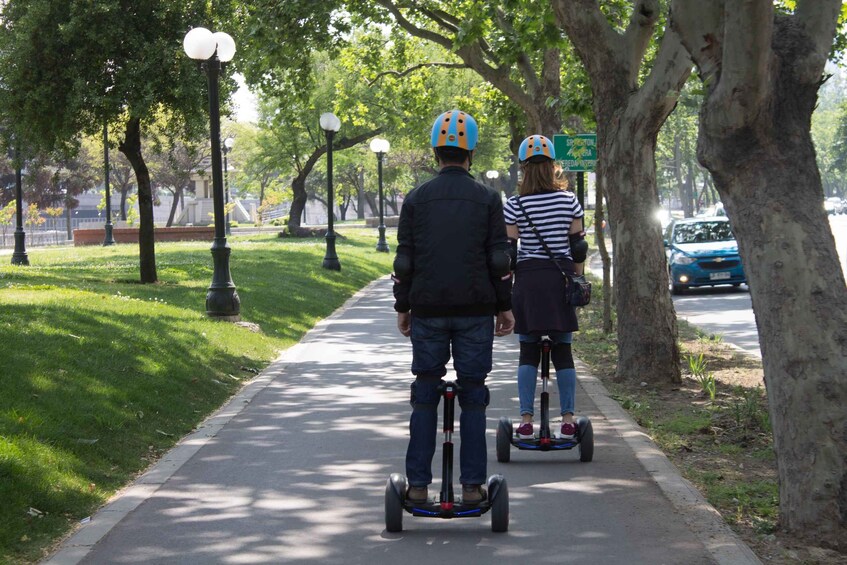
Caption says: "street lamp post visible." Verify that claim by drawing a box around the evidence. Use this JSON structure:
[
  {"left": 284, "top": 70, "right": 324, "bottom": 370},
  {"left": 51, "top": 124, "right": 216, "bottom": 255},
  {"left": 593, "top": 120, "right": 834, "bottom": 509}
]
[
  {"left": 222, "top": 136, "right": 234, "bottom": 236},
  {"left": 11, "top": 147, "right": 29, "bottom": 266},
  {"left": 369, "top": 137, "right": 390, "bottom": 253},
  {"left": 485, "top": 169, "right": 500, "bottom": 190},
  {"left": 184, "top": 27, "right": 240, "bottom": 320},
  {"left": 320, "top": 112, "right": 341, "bottom": 271},
  {"left": 103, "top": 123, "right": 116, "bottom": 246}
]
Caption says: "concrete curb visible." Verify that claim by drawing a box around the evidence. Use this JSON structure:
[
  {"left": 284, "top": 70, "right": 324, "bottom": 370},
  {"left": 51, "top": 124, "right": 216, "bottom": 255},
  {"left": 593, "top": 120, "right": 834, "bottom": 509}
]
[
  {"left": 43, "top": 276, "right": 391, "bottom": 565},
  {"left": 575, "top": 359, "right": 762, "bottom": 565}
]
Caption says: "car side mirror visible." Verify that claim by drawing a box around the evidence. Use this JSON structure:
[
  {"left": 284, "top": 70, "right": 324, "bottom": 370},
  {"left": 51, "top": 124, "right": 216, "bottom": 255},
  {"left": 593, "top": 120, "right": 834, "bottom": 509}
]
[{"left": 663, "top": 239, "right": 669, "bottom": 247}]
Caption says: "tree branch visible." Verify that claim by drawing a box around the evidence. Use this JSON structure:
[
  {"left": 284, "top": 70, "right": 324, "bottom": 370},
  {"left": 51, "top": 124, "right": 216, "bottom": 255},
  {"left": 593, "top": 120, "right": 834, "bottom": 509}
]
[
  {"left": 553, "top": 0, "right": 624, "bottom": 78},
  {"left": 670, "top": 0, "right": 723, "bottom": 88},
  {"left": 495, "top": 7, "right": 541, "bottom": 96},
  {"left": 368, "top": 62, "right": 468, "bottom": 86},
  {"left": 374, "top": 0, "right": 453, "bottom": 51},
  {"left": 623, "top": 0, "right": 662, "bottom": 85},
  {"left": 628, "top": 26, "right": 692, "bottom": 133},
  {"left": 375, "top": 0, "right": 536, "bottom": 122},
  {"left": 715, "top": 0, "right": 773, "bottom": 113},
  {"left": 794, "top": 0, "right": 842, "bottom": 84}
]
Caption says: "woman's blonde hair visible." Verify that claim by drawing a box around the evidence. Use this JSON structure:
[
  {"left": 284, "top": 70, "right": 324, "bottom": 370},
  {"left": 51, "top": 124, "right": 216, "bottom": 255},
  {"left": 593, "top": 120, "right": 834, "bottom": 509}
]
[{"left": 518, "top": 159, "right": 568, "bottom": 196}]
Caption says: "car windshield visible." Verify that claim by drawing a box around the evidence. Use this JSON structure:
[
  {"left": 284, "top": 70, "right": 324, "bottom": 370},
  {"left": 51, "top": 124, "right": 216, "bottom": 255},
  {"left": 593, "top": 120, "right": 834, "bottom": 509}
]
[{"left": 673, "top": 221, "right": 735, "bottom": 244}]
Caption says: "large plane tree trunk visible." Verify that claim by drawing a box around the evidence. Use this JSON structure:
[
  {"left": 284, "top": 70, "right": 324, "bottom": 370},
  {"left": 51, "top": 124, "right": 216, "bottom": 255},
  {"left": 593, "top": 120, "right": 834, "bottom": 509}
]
[
  {"left": 555, "top": 0, "right": 690, "bottom": 383},
  {"left": 673, "top": 0, "right": 847, "bottom": 548}
]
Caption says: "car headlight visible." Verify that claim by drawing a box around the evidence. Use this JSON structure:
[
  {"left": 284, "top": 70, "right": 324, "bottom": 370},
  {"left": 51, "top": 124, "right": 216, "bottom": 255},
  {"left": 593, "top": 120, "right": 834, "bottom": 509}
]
[{"left": 672, "top": 254, "right": 696, "bottom": 265}]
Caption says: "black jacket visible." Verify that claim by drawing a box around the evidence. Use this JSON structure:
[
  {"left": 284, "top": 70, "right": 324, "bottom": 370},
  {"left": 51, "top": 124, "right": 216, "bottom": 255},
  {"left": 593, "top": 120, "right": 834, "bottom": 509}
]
[{"left": 392, "top": 166, "right": 512, "bottom": 317}]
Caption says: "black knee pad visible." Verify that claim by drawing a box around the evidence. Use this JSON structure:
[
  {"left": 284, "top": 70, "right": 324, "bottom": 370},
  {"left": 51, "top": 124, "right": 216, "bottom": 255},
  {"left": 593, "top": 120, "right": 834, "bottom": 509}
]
[
  {"left": 456, "top": 379, "right": 489, "bottom": 410},
  {"left": 551, "top": 342, "right": 574, "bottom": 370},
  {"left": 410, "top": 376, "right": 442, "bottom": 409},
  {"left": 519, "top": 341, "right": 541, "bottom": 367}
]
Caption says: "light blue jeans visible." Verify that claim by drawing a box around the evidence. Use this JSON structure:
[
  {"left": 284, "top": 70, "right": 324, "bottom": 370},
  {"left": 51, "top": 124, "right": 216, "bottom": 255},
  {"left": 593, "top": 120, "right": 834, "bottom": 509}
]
[{"left": 517, "top": 332, "right": 576, "bottom": 417}]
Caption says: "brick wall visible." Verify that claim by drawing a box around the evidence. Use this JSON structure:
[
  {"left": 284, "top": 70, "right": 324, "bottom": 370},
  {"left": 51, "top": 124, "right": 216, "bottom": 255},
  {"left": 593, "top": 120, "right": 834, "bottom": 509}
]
[{"left": 73, "top": 226, "right": 215, "bottom": 246}]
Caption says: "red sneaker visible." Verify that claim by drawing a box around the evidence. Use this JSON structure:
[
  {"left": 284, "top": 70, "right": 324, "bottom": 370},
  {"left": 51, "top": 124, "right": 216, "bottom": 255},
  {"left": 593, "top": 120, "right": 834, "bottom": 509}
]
[
  {"left": 560, "top": 421, "right": 577, "bottom": 438},
  {"left": 516, "top": 422, "right": 534, "bottom": 439}
]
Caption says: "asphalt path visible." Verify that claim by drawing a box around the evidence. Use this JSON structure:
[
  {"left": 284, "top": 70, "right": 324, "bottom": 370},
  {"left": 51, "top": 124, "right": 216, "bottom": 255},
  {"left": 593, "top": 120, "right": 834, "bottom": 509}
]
[{"left": 46, "top": 277, "right": 758, "bottom": 565}]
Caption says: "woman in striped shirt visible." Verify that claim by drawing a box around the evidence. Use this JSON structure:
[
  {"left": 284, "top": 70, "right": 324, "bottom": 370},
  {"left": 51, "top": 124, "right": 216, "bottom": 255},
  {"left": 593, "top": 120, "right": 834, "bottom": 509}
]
[{"left": 503, "top": 134, "right": 585, "bottom": 440}]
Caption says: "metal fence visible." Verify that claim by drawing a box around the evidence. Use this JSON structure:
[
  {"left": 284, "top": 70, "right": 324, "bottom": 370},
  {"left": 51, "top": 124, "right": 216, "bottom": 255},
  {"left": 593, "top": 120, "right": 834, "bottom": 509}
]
[{"left": 0, "top": 218, "right": 88, "bottom": 249}]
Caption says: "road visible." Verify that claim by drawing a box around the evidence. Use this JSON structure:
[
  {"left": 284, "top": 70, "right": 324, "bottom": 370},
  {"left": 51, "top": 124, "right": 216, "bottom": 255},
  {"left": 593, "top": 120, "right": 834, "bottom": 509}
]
[
  {"left": 47, "top": 278, "right": 756, "bottom": 564},
  {"left": 591, "top": 214, "right": 847, "bottom": 358}
]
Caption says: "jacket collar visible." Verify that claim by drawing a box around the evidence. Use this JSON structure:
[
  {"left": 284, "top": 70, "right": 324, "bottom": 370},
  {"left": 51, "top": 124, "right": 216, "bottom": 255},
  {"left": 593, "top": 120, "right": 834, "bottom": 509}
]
[{"left": 439, "top": 165, "right": 474, "bottom": 178}]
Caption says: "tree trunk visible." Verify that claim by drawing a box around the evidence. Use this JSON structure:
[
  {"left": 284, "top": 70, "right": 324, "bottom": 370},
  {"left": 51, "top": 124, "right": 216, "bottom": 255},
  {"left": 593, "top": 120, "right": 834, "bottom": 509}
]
[
  {"left": 606, "top": 123, "right": 681, "bottom": 381},
  {"left": 288, "top": 172, "right": 308, "bottom": 230},
  {"left": 166, "top": 186, "right": 182, "bottom": 227},
  {"left": 705, "top": 125, "right": 847, "bottom": 549},
  {"left": 357, "top": 167, "right": 365, "bottom": 220},
  {"left": 673, "top": 2, "right": 846, "bottom": 547},
  {"left": 556, "top": 0, "right": 689, "bottom": 383},
  {"left": 118, "top": 117, "right": 157, "bottom": 283},
  {"left": 120, "top": 187, "right": 128, "bottom": 220}
]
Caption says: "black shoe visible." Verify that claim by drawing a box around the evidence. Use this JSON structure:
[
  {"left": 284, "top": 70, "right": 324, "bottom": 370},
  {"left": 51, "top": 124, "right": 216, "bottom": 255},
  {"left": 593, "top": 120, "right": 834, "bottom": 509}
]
[{"left": 461, "top": 485, "right": 487, "bottom": 505}]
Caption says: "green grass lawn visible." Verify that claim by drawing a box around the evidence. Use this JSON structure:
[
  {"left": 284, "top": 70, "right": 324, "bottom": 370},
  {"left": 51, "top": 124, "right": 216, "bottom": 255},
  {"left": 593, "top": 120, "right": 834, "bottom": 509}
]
[{"left": 0, "top": 230, "right": 393, "bottom": 564}]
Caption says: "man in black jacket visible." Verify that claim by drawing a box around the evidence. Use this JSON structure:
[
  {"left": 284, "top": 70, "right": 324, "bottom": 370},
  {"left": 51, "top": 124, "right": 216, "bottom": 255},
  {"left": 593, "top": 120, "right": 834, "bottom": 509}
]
[{"left": 392, "top": 109, "right": 514, "bottom": 505}]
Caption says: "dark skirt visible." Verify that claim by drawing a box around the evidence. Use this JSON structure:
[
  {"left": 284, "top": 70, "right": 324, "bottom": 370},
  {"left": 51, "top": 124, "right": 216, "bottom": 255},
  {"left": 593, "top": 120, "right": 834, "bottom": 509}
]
[{"left": 512, "top": 258, "right": 579, "bottom": 335}]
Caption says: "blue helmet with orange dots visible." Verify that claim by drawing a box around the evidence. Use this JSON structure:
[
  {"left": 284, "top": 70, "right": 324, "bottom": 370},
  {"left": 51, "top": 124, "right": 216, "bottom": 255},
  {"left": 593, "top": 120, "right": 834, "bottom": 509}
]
[
  {"left": 430, "top": 110, "right": 478, "bottom": 151},
  {"left": 518, "top": 135, "right": 555, "bottom": 162}
]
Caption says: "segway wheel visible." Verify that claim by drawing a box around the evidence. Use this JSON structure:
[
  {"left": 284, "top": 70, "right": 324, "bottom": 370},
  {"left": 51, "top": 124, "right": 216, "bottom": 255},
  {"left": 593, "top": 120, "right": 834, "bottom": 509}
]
[
  {"left": 487, "top": 475, "right": 509, "bottom": 533},
  {"left": 496, "top": 417, "right": 512, "bottom": 463},
  {"left": 576, "top": 416, "right": 594, "bottom": 462},
  {"left": 385, "top": 473, "right": 407, "bottom": 532}
]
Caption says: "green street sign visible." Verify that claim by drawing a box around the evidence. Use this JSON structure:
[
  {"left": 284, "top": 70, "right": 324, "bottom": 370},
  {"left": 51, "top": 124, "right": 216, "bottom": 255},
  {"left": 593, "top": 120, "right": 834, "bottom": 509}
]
[{"left": 553, "top": 133, "right": 597, "bottom": 172}]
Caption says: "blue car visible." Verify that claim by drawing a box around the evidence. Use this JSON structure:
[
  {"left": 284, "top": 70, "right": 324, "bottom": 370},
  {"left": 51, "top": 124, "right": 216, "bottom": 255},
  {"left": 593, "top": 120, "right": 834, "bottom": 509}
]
[{"left": 664, "top": 217, "right": 747, "bottom": 294}]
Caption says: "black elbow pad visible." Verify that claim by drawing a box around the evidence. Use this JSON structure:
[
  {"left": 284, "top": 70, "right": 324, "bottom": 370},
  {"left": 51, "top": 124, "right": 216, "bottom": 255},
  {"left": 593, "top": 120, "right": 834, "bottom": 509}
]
[
  {"left": 393, "top": 253, "right": 413, "bottom": 279},
  {"left": 489, "top": 249, "right": 511, "bottom": 278},
  {"left": 569, "top": 232, "right": 588, "bottom": 263}
]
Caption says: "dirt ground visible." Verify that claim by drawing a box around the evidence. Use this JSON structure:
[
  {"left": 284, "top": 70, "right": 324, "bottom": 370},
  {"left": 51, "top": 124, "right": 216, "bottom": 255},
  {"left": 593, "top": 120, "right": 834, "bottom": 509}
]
[{"left": 598, "top": 338, "right": 847, "bottom": 565}]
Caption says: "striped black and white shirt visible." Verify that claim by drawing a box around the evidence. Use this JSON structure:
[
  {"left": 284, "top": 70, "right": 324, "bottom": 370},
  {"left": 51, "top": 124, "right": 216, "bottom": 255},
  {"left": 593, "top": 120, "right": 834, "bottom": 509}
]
[{"left": 504, "top": 190, "right": 584, "bottom": 262}]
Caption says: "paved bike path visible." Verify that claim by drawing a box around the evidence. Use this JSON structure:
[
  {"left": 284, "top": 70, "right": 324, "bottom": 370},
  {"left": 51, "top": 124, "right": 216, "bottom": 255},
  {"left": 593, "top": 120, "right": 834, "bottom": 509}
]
[{"left": 46, "top": 277, "right": 759, "bottom": 565}]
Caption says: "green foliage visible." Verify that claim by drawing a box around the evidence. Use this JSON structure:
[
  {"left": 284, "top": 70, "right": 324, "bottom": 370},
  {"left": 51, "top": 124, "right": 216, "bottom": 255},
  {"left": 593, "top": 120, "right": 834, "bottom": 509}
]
[
  {"left": 687, "top": 353, "right": 716, "bottom": 401},
  {"left": 727, "top": 386, "right": 769, "bottom": 431},
  {"left": 0, "top": 231, "right": 392, "bottom": 562},
  {"left": 0, "top": 0, "right": 237, "bottom": 154}
]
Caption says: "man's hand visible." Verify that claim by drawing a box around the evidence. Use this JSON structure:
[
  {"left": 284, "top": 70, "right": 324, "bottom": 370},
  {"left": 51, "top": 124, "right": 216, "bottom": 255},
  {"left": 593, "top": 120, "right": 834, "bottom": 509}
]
[
  {"left": 495, "top": 310, "right": 515, "bottom": 336},
  {"left": 397, "top": 312, "right": 412, "bottom": 337}
]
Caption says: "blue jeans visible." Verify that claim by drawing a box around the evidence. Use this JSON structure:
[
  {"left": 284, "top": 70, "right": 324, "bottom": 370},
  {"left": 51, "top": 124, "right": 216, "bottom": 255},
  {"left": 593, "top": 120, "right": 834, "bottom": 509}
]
[
  {"left": 517, "top": 332, "right": 576, "bottom": 417},
  {"left": 406, "top": 315, "right": 493, "bottom": 488}
]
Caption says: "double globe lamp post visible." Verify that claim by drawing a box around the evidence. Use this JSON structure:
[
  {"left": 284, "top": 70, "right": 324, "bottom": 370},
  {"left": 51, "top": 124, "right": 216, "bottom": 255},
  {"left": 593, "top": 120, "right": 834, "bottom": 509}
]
[
  {"left": 183, "top": 27, "right": 240, "bottom": 320},
  {"left": 369, "top": 138, "right": 390, "bottom": 253},
  {"left": 319, "top": 112, "right": 341, "bottom": 271}
]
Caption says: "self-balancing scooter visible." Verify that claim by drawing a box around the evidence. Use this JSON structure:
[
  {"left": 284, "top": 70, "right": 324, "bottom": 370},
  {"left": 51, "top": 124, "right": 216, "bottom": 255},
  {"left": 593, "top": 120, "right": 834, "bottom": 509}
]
[
  {"left": 496, "top": 338, "right": 594, "bottom": 462},
  {"left": 385, "top": 380, "right": 509, "bottom": 532}
]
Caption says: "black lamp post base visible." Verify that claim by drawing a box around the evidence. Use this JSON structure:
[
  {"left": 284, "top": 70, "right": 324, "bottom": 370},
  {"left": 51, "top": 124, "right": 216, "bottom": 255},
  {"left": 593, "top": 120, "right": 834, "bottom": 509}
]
[
  {"left": 10, "top": 252, "right": 29, "bottom": 266},
  {"left": 323, "top": 232, "right": 341, "bottom": 270},
  {"left": 103, "top": 223, "right": 116, "bottom": 246},
  {"left": 11, "top": 230, "right": 29, "bottom": 265},
  {"left": 206, "top": 241, "right": 240, "bottom": 319},
  {"left": 206, "top": 288, "right": 241, "bottom": 320},
  {"left": 376, "top": 225, "right": 390, "bottom": 253}
]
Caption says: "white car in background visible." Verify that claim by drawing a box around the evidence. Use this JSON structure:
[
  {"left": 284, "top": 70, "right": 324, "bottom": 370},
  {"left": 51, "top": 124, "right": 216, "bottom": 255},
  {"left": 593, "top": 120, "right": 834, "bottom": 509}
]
[{"left": 825, "top": 196, "right": 845, "bottom": 215}]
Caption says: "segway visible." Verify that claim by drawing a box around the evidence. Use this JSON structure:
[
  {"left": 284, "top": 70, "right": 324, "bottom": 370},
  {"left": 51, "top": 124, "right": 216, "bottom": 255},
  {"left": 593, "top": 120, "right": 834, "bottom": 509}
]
[
  {"left": 496, "top": 338, "right": 594, "bottom": 462},
  {"left": 385, "top": 380, "right": 509, "bottom": 533}
]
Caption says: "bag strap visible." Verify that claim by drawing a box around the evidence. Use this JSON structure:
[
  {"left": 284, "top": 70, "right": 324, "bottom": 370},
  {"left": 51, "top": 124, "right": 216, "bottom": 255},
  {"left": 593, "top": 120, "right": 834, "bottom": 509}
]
[{"left": 515, "top": 197, "right": 569, "bottom": 279}]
